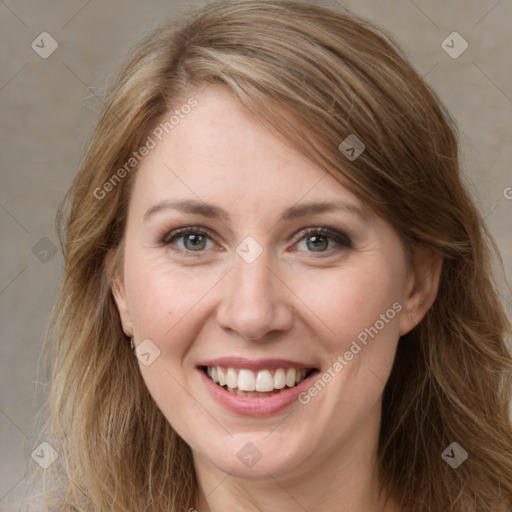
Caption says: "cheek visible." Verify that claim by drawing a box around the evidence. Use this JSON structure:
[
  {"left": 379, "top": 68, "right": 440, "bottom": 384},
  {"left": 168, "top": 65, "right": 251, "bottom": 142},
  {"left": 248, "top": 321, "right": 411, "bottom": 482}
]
[
  {"left": 123, "top": 258, "right": 213, "bottom": 436},
  {"left": 294, "top": 265, "right": 403, "bottom": 421},
  {"left": 289, "top": 258, "right": 405, "bottom": 345},
  {"left": 289, "top": 257, "right": 404, "bottom": 414},
  {"left": 124, "top": 255, "right": 226, "bottom": 342}
]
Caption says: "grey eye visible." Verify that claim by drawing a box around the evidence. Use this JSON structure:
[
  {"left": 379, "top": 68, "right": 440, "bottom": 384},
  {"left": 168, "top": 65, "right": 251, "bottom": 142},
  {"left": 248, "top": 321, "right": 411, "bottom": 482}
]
[
  {"left": 307, "top": 235, "right": 329, "bottom": 251},
  {"left": 297, "top": 234, "right": 335, "bottom": 252},
  {"left": 183, "top": 234, "right": 208, "bottom": 251}
]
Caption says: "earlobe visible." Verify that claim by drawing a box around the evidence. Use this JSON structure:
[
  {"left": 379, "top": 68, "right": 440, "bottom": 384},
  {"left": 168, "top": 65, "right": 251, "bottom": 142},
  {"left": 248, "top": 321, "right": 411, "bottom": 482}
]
[
  {"left": 106, "top": 249, "right": 134, "bottom": 337},
  {"left": 111, "top": 275, "right": 134, "bottom": 337},
  {"left": 399, "top": 246, "right": 443, "bottom": 336}
]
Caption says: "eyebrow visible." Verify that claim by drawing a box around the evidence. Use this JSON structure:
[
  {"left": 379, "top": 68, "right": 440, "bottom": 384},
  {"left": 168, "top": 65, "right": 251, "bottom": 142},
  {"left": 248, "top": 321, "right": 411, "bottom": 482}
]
[{"left": 143, "top": 199, "right": 367, "bottom": 222}]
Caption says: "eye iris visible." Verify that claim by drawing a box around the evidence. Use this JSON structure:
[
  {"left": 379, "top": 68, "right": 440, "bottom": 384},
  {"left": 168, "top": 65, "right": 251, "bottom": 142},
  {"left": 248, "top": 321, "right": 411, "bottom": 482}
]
[
  {"left": 306, "top": 235, "right": 328, "bottom": 251},
  {"left": 184, "top": 234, "right": 206, "bottom": 251}
]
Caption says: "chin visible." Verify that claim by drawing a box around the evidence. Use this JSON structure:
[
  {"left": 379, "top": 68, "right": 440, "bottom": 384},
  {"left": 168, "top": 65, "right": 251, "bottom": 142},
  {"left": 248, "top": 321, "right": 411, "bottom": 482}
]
[{"left": 193, "top": 433, "right": 311, "bottom": 480}]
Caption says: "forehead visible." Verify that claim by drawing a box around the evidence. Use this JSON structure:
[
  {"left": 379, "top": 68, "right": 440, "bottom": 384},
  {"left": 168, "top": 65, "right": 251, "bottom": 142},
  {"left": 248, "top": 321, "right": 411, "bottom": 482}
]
[{"left": 131, "top": 85, "right": 364, "bottom": 215}]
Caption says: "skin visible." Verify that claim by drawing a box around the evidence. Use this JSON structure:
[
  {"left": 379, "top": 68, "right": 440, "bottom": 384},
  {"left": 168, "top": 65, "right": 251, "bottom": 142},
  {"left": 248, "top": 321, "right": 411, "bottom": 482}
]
[{"left": 111, "top": 85, "right": 442, "bottom": 512}]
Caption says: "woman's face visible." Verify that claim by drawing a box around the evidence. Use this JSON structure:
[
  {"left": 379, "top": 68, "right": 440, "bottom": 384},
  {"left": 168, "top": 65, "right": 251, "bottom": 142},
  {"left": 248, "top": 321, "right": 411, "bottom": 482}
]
[{"left": 112, "top": 85, "right": 436, "bottom": 481}]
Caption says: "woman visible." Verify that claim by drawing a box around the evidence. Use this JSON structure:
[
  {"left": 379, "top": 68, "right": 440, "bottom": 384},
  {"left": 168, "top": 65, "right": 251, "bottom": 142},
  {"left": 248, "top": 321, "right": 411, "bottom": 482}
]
[{"left": 37, "top": 1, "right": 512, "bottom": 510}]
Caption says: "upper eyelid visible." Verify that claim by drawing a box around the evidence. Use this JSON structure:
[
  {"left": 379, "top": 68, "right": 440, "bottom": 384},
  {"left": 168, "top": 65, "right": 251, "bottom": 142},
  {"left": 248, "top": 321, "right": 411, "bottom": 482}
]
[{"left": 291, "top": 226, "right": 350, "bottom": 242}]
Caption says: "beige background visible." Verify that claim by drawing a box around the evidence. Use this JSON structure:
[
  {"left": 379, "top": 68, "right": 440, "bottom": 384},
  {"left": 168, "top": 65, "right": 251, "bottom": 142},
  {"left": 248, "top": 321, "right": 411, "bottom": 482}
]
[{"left": 1, "top": 0, "right": 511, "bottom": 509}]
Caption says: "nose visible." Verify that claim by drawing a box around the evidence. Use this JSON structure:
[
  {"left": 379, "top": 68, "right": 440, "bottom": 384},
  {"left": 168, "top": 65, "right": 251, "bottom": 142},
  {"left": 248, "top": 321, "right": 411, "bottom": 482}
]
[{"left": 216, "top": 253, "right": 293, "bottom": 342}]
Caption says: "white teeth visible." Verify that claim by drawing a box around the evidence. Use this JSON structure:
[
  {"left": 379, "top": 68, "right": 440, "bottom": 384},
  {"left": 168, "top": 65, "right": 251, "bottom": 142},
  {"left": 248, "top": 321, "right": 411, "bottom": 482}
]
[
  {"left": 226, "top": 368, "right": 238, "bottom": 388},
  {"left": 205, "top": 366, "right": 312, "bottom": 392},
  {"left": 285, "top": 368, "right": 296, "bottom": 387},
  {"left": 273, "top": 368, "right": 286, "bottom": 389},
  {"left": 238, "top": 369, "right": 256, "bottom": 391},
  {"left": 217, "top": 367, "right": 226, "bottom": 386},
  {"left": 255, "top": 370, "right": 274, "bottom": 392}
]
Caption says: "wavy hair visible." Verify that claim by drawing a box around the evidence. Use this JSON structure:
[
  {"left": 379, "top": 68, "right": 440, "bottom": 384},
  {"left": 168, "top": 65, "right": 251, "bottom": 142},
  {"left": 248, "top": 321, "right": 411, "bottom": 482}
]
[{"left": 35, "top": 1, "right": 512, "bottom": 510}]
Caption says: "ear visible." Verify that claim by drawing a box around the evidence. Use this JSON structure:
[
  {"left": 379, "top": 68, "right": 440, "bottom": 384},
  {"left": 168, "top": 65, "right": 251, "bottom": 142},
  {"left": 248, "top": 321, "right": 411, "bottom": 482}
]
[
  {"left": 106, "top": 248, "right": 134, "bottom": 338},
  {"left": 399, "top": 245, "right": 443, "bottom": 336}
]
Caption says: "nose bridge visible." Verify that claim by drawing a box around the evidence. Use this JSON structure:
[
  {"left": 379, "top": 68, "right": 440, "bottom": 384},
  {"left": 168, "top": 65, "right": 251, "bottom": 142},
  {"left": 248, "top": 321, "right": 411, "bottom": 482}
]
[
  {"left": 231, "top": 251, "right": 276, "bottom": 312},
  {"left": 216, "top": 248, "right": 292, "bottom": 340}
]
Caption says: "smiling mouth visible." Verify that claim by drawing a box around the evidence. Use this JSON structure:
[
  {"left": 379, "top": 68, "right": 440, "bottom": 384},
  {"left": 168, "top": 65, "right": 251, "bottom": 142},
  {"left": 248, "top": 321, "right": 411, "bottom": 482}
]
[{"left": 199, "top": 365, "right": 317, "bottom": 397}]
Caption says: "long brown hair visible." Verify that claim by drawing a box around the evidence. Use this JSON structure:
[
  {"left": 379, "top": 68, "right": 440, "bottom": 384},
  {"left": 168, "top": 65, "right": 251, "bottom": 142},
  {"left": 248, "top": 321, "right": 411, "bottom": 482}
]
[{"left": 35, "top": 1, "right": 512, "bottom": 510}]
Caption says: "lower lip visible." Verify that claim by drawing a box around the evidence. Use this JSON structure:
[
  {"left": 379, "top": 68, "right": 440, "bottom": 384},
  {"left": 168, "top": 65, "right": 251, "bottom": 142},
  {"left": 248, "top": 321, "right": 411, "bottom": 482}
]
[{"left": 197, "top": 368, "right": 319, "bottom": 416}]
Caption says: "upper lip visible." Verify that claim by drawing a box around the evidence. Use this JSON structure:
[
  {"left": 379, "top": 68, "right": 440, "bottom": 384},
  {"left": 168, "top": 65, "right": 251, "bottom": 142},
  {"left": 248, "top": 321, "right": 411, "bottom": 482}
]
[{"left": 197, "top": 357, "right": 318, "bottom": 371}]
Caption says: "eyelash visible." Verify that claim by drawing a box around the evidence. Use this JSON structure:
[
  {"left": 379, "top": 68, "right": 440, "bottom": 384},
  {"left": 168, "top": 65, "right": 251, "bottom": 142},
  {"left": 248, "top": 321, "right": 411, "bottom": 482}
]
[{"left": 159, "top": 225, "right": 352, "bottom": 256}]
